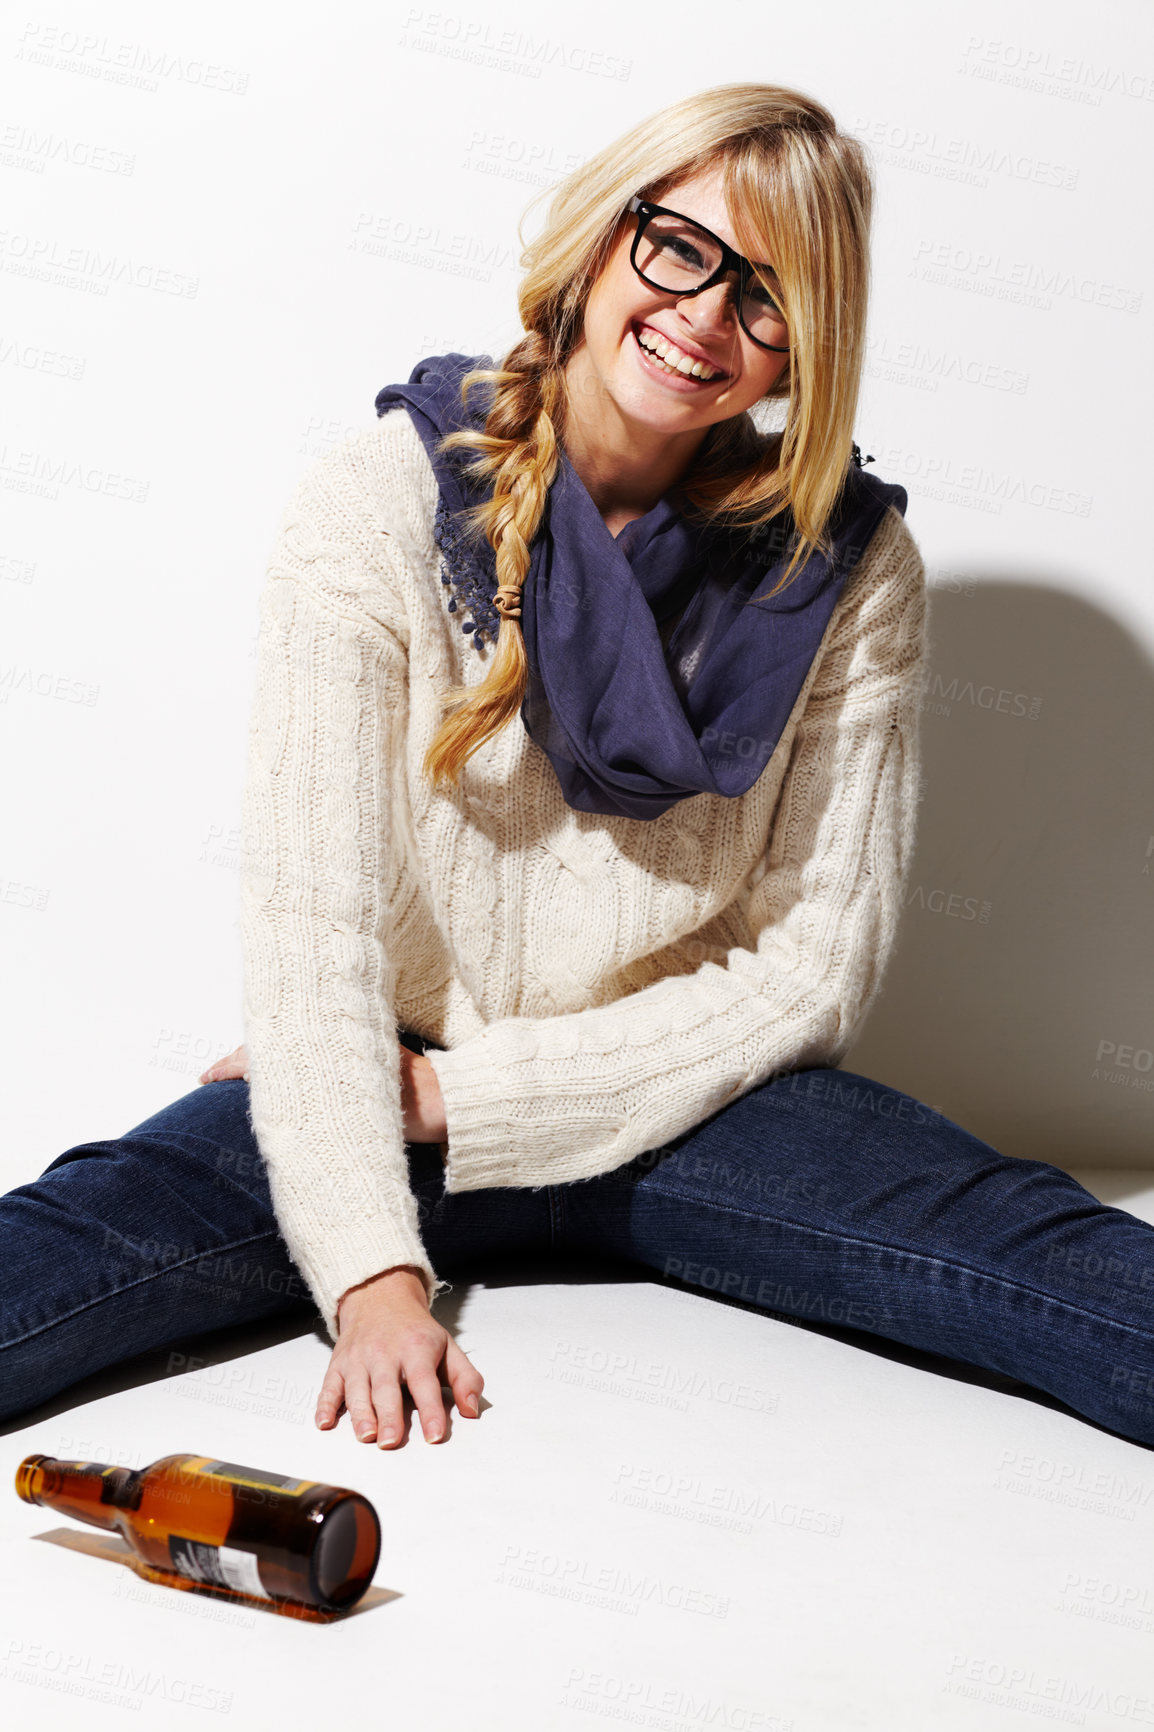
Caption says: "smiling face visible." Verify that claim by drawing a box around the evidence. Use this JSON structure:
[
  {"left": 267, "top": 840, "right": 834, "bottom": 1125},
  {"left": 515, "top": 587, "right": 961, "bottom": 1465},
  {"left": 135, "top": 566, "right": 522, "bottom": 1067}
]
[{"left": 564, "top": 162, "right": 791, "bottom": 448}]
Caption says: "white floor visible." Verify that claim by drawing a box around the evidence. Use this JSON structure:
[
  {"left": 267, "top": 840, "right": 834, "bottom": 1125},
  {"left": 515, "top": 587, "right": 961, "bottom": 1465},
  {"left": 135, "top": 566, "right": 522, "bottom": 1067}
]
[{"left": 4, "top": 1172, "right": 1154, "bottom": 1732}]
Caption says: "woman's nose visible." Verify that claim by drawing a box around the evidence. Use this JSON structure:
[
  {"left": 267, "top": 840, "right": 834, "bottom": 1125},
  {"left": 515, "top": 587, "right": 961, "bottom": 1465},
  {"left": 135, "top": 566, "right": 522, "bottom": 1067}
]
[{"left": 678, "top": 272, "right": 741, "bottom": 332}]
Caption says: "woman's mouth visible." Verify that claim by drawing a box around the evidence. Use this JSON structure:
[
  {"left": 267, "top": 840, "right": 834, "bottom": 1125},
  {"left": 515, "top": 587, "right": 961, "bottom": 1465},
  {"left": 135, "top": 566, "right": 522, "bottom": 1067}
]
[{"left": 630, "top": 322, "right": 730, "bottom": 389}]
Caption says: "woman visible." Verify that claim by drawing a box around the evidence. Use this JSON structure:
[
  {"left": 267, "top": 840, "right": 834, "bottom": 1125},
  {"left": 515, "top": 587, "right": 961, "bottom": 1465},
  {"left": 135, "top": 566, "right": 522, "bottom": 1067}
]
[{"left": 5, "top": 84, "right": 1154, "bottom": 1454}]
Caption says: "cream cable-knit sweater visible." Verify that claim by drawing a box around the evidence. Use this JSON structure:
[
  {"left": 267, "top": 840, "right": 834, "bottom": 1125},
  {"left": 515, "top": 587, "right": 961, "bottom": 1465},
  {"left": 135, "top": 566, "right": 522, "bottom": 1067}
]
[{"left": 239, "top": 405, "right": 928, "bottom": 1341}]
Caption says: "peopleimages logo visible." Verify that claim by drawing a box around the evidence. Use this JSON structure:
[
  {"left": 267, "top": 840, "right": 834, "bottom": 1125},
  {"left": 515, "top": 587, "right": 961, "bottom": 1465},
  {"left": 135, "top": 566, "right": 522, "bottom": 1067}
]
[
  {"left": 0, "top": 442, "right": 148, "bottom": 502},
  {"left": 496, "top": 1544, "right": 731, "bottom": 1619},
  {"left": 0, "top": 121, "right": 135, "bottom": 176},
  {"left": 910, "top": 237, "right": 1141, "bottom": 314},
  {"left": 547, "top": 1340, "right": 779, "bottom": 1415},
  {"left": 0, "top": 1638, "right": 234, "bottom": 1713},
  {"left": 905, "top": 884, "right": 992, "bottom": 923},
  {"left": 1058, "top": 1570, "right": 1154, "bottom": 1633},
  {"left": 865, "top": 333, "right": 1027, "bottom": 396},
  {"left": 611, "top": 1464, "right": 844, "bottom": 1539},
  {"left": 14, "top": 22, "right": 249, "bottom": 95},
  {"left": 0, "top": 228, "right": 198, "bottom": 297},
  {"left": 853, "top": 117, "right": 1079, "bottom": 190},
  {"left": 944, "top": 1652, "right": 1154, "bottom": 1723},
  {"left": 960, "top": 35, "right": 1154, "bottom": 105},
  {"left": 870, "top": 443, "right": 1092, "bottom": 517},
  {"left": 993, "top": 1447, "right": 1154, "bottom": 1521},
  {"left": 920, "top": 672, "right": 1043, "bottom": 721},
  {"left": 396, "top": 9, "right": 633, "bottom": 81},
  {"left": 559, "top": 1667, "right": 792, "bottom": 1730}
]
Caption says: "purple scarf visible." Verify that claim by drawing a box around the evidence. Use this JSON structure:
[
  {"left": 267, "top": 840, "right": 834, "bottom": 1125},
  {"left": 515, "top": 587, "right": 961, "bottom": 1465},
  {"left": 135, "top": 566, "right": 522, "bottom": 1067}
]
[{"left": 375, "top": 352, "right": 907, "bottom": 821}]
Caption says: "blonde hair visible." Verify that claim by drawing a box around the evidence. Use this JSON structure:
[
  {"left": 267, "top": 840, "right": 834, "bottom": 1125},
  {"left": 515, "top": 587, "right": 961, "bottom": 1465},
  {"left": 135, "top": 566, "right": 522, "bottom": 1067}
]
[{"left": 422, "top": 81, "right": 873, "bottom": 792}]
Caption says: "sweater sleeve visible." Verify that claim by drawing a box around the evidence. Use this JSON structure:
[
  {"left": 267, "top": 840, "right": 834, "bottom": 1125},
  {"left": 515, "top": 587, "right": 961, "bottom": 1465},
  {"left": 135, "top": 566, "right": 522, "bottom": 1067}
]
[
  {"left": 239, "top": 445, "right": 450, "bottom": 1343},
  {"left": 427, "top": 503, "right": 928, "bottom": 1194}
]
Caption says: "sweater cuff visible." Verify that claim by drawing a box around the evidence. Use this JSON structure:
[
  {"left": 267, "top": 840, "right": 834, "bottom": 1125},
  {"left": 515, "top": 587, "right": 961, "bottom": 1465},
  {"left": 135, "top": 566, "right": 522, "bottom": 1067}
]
[
  {"left": 426, "top": 1037, "right": 546, "bottom": 1193},
  {"left": 301, "top": 1210, "right": 451, "bottom": 1341}
]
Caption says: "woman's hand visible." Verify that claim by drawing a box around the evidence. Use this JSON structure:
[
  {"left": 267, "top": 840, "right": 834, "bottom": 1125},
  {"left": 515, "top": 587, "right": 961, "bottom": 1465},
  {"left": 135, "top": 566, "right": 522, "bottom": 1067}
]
[
  {"left": 199, "top": 1043, "right": 447, "bottom": 1146},
  {"left": 200, "top": 1045, "right": 463, "bottom": 1442},
  {"left": 318, "top": 1265, "right": 485, "bottom": 1447},
  {"left": 397, "top": 1046, "right": 448, "bottom": 1146},
  {"left": 200, "top": 1044, "right": 252, "bottom": 1084}
]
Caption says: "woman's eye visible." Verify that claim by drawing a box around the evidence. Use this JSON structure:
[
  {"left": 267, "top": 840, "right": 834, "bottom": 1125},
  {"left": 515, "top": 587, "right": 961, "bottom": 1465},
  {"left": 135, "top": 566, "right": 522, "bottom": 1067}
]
[{"left": 659, "top": 237, "right": 705, "bottom": 269}]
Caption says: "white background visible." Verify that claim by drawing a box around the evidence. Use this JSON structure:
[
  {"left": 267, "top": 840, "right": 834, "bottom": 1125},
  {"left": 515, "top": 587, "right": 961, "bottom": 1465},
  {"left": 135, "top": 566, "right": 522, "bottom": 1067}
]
[{"left": 2, "top": 0, "right": 1153, "bottom": 1183}]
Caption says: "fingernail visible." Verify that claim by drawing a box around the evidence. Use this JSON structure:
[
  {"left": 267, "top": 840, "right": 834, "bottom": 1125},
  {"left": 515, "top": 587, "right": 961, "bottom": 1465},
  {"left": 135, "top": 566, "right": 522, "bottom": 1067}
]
[
  {"left": 357, "top": 1425, "right": 375, "bottom": 1440},
  {"left": 468, "top": 1393, "right": 480, "bottom": 1416},
  {"left": 426, "top": 1427, "right": 443, "bottom": 1442},
  {"left": 378, "top": 1433, "right": 397, "bottom": 1447}
]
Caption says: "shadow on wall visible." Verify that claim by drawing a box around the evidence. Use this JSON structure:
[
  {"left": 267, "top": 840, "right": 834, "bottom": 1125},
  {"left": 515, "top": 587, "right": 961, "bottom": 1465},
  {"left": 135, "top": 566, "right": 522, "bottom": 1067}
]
[{"left": 845, "top": 576, "right": 1154, "bottom": 1171}]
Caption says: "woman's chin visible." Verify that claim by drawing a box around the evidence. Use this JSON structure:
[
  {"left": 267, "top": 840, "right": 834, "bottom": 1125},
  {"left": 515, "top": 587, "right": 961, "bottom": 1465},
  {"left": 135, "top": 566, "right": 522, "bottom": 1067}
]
[{"left": 609, "top": 368, "right": 720, "bottom": 431}]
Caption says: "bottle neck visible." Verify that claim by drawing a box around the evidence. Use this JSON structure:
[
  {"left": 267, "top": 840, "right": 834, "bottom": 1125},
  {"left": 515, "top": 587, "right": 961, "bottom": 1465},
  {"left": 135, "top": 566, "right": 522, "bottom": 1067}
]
[{"left": 15, "top": 1455, "right": 141, "bottom": 1532}]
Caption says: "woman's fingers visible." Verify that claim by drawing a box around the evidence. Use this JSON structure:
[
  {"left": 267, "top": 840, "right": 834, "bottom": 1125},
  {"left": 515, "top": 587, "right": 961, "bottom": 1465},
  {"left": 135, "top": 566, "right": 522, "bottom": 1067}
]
[
  {"left": 369, "top": 1368, "right": 406, "bottom": 1449},
  {"left": 314, "top": 1363, "right": 345, "bottom": 1430},
  {"left": 398, "top": 1356, "right": 447, "bottom": 1442},
  {"left": 319, "top": 1275, "right": 483, "bottom": 1447},
  {"left": 199, "top": 1043, "right": 250, "bottom": 1085},
  {"left": 444, "top": 1336, "right": 484, "bottom": 1418},
  {"left": 322, "top": 1354, "right": 444, "bottom": 1446},
  {"left": 342, "top": 1365, "right": 381, "bottom": 1443}
]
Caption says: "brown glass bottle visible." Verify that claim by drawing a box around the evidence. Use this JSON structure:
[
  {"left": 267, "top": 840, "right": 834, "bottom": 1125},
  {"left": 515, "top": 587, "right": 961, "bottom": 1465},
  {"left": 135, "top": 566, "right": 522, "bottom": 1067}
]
[{"left": 15, "top": 1452, "right": 381, "bottom": 1622}]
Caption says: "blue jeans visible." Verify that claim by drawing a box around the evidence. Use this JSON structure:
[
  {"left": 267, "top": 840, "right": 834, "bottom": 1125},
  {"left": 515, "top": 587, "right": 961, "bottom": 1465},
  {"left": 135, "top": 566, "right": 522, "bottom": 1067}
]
[{"left": 4, "top": 1049, "right": 1154, "bottom": 1447}]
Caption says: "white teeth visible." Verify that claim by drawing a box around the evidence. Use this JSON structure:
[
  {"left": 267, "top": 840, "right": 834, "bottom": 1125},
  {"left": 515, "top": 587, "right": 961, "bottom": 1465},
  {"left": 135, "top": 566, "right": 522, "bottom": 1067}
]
[{"left": 635, "top": 326, "right": 722, "bottom": 381}]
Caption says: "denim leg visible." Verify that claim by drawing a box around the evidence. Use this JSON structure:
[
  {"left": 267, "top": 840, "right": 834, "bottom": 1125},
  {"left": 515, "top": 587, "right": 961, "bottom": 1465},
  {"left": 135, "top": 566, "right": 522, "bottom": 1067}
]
[
  {"left": 555, "top": 1066, "right": 1154, "bottom": 1448},
  {"left": 0, "top": 1077, "right": 551, "bottom": 1425}
]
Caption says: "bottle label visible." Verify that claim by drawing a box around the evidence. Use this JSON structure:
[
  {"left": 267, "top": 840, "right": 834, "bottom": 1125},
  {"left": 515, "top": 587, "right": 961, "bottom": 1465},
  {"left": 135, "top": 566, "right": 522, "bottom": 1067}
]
[
  {"left": 169, "top": 1534, "right": 272, "bottom": 1601},
  {"left": 198, "top": 1459, "right": 314, "bottom": 1497}
]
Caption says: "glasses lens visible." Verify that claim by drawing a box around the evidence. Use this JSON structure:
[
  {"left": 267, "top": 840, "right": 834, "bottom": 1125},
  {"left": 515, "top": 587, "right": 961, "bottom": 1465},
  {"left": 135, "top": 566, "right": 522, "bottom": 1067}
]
[
  {"left": 635, "top": 211, "right": 722, "bottom": 289},
  {"left": 742, "top": 267, "right": 791, "bottom": 351},
  {"left": 636, "top": 211, "right": 790, "bottom": 350}
]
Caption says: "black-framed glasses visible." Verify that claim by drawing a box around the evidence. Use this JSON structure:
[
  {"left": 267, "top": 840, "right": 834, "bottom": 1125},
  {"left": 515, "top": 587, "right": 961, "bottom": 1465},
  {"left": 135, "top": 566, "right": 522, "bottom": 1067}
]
[{"left": 626, "top": 194, "right": 791, "bottom": 354}]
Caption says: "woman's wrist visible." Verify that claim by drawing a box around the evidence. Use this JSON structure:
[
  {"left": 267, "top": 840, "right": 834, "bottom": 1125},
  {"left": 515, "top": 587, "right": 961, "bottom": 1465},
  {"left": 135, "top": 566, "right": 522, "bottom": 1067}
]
[{"left": 337, "top": 1264, "right": 430, "bottom": 1329}]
